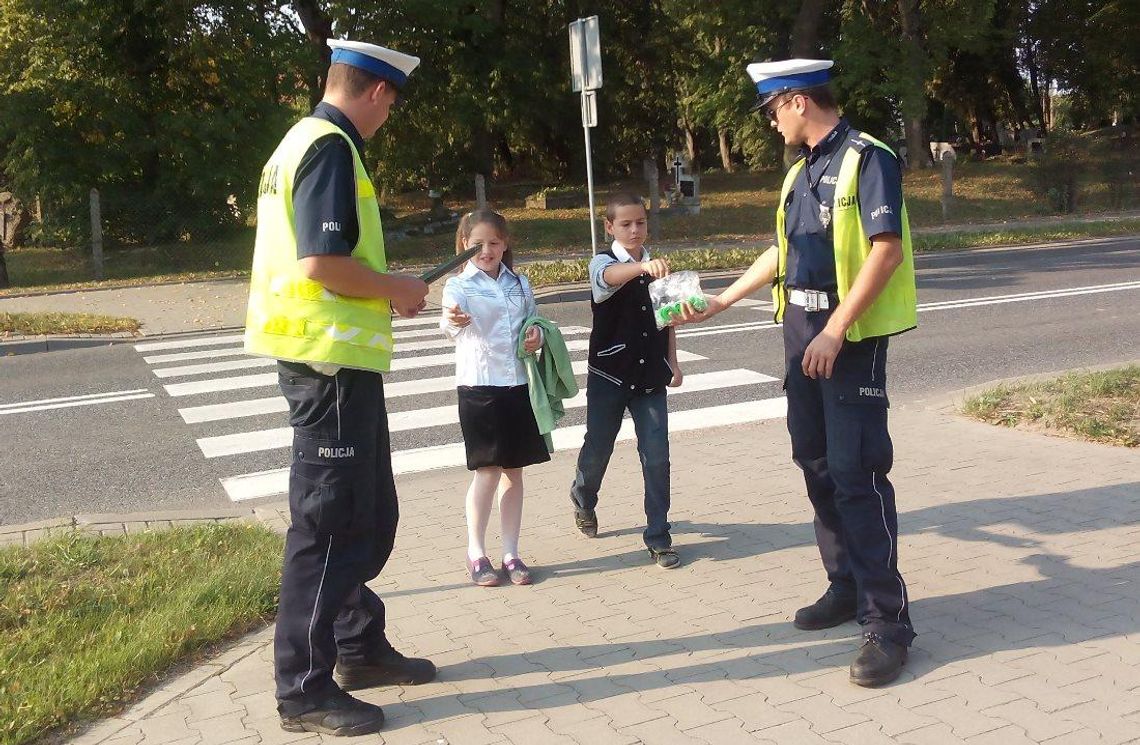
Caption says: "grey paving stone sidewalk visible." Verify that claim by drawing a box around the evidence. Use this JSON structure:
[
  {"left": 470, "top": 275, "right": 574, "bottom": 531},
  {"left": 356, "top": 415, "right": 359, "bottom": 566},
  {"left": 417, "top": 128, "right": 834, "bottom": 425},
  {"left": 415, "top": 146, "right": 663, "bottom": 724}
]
[
  {"left": 59, "top": 402, "right": 1140, "bottom": 745},
  {"left": 0, "top": 278, "right": 251, "bottom": 336}
]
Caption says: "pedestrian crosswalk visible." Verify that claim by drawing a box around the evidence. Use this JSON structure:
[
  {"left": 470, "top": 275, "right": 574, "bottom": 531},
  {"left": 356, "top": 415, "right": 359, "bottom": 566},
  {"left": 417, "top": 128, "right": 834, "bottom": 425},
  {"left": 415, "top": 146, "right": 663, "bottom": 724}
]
[{"left": 134, "top": 314, "right": 787, "bottom": 503}]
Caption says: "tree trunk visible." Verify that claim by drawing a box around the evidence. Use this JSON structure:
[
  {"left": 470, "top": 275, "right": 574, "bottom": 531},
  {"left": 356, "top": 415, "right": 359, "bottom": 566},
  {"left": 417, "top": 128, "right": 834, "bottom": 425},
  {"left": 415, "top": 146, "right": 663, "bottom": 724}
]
[
  {"left": 496, "top": 135, "right": 515, "bottom": 174},
  {"left": 718, "top": 128, "right": 733, "bottom": 172},
  {"left": 1025, "top": 45, "right": 1046, "bottom": 132},
  {"left": 897, "top": 0, "right": 930, "bottom": 169},
  {"left": 786, "top": 0, "right": 831, "bottom": 164},
  {"left": 684, "top": 125, "right": 698, "bottom": 166},
  {"left": 292, "top": 0, "right": 334, "bottom": 107},
  {"left": 970, "top": 116, "right": 984, "bottom": 157},
  {"left": 905, "top": 117, "right": 929, "bottom": 168},
  {"left": 0, "top": 253, "right": 8, "bottom": 289},
  {"left": 791, "top": 0, "right": 829, "bottom": 56}
]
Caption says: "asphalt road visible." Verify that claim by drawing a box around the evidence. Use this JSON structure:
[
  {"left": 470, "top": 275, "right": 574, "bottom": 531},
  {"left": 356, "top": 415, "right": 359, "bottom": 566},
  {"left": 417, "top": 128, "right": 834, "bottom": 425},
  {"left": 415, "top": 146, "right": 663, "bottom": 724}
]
[{"left": 1, "top": 235, "right": 1137, "bottom": 525}]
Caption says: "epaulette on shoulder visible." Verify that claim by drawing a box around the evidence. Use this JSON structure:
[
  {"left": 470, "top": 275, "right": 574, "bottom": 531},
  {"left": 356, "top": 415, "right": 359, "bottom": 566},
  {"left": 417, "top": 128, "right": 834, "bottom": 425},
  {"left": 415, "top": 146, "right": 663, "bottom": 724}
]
[{"left": 847, "top": 134, "right": 872, "bottom": 153}]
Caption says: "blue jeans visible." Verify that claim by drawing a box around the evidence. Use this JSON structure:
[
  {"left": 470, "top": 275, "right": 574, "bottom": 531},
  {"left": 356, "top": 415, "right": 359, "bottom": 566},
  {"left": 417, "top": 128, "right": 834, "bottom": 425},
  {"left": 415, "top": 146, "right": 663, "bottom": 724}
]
[{"left": 571, "top": 373, "right": 671, "bottom": 550}]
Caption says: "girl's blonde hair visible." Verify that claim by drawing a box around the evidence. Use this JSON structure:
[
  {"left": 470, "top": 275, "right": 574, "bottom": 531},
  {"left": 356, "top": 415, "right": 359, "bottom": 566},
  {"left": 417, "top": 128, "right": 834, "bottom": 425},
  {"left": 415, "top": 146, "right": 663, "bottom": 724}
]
[{"left": 455, "top": 209, "right": 513, "bottom": 270}]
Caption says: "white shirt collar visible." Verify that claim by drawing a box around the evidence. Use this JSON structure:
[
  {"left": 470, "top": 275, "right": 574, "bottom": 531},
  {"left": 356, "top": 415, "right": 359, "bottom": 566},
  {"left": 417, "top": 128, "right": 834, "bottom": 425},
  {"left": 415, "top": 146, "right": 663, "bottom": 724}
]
[
  {"left": 610, "top": 240, "right": 650, "bottom": 263},
  {"left": 460, "top": 260, "right": 516, "bottom": 281}
]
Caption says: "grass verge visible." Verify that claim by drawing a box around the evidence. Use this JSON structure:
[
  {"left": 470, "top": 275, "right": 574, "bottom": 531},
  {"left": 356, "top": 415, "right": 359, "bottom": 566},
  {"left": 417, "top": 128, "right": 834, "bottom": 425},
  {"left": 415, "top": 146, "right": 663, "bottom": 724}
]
[
  {"left": 912, "top": 219, "right": 1140, "bottom": 252},
  {"left": 963, "top": 366, "right": 1140, "bottom": 447},
  {"left": 522, "top": 218, "right": 1140, "bottom": 288},
  {"left": 0, "top": 312, "right": 142, "bottom": 337},
  {"left": 0, "top": 523, "right": 283, "bottom": 745}
]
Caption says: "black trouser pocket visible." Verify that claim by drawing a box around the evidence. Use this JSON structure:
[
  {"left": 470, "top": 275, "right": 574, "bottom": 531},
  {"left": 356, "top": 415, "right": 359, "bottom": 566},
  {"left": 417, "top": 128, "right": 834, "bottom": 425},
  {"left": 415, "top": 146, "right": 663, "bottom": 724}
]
[
  {"left": 288, "top": 436, "right": 372, "bottom": 536},
  {"left": 833, "top": 387, "right": 893, "bottom": 475}
]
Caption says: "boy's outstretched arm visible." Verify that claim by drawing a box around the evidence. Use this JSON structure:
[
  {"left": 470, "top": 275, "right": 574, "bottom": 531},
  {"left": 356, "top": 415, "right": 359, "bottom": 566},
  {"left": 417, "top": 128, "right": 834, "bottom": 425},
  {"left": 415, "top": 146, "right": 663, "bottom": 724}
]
[{"left": 602, "top": 257, "right": 670, "bottom": 289}]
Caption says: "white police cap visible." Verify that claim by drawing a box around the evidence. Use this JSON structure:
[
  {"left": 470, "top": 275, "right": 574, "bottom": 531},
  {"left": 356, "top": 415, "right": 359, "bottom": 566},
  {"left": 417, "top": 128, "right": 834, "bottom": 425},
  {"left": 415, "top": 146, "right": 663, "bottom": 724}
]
[
  {"left": 327, "top": 39, "right": 420, "bottom": 88},
  {"left": 746, "top": 59, "right": 834, "bottom": 109}
]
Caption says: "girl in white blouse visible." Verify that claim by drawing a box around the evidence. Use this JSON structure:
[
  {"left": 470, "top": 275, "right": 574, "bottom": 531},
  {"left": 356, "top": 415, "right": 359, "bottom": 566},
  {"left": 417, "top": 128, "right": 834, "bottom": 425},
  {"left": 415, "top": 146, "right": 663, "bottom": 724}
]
[{"left": 441, "top": 209, "right": 548, "bottom": 587}]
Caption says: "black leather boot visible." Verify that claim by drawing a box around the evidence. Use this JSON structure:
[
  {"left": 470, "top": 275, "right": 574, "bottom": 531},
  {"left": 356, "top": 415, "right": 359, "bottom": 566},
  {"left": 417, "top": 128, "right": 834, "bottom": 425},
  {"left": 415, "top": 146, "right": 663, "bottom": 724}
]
[
  {"left": 793, "top": 587, "right": 857, "bottom": 630},
  {"left": 279, "top": 689, "right": 384, "bottom": 736},
  {"left": 850, "top": 633, "right": 908, "bottom": 687},
  {"left": 334, "top": 649, "right": 437, "bottom": 691}
]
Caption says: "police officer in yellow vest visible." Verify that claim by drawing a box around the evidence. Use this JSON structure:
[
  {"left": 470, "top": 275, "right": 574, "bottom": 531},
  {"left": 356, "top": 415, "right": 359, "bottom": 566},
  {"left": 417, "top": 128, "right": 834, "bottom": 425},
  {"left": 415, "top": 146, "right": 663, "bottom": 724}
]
[
  {"left": 244, "top": 39, "right": 434, "bottom": 736},
  {"left": 678, "top": 59, "right": 917, "bottom": 686}
]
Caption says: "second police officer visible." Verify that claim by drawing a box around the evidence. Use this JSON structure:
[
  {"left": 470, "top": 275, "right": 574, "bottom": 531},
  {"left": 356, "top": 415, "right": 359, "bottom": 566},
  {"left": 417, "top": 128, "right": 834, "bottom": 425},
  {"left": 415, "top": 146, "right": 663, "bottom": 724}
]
[{"left": 678, "top": 58, "right": 919, "bottom": 687}]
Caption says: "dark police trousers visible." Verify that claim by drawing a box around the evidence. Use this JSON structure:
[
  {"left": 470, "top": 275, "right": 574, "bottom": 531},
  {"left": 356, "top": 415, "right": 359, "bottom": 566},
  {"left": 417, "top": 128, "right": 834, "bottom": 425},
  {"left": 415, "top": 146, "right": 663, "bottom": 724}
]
[
  {"left": 783, "top": 303, "right": 916, "bottom": 646},
  {"left": 274, "top": 361, "right": 400, "bottom": 714}
]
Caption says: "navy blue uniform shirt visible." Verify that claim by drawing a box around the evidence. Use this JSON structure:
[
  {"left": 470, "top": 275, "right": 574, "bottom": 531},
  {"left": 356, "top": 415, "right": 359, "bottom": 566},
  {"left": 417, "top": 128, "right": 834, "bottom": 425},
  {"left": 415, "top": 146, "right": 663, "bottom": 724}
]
[
  {"left": 292, "top": 103, "right": 367, "bottom": 259},
  {"left": 784, "top": 119, "right": 905, "bottom": 291}
]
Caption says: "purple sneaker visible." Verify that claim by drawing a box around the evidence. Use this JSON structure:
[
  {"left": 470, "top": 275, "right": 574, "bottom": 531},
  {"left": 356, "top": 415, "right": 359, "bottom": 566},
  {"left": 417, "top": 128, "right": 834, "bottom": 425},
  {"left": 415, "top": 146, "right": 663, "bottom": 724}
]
[
  {"left": 466, "top": 556, "right": 501, "bottom": 587},
  {"left": 502, "top": 557, "right": 532, "bottom": 585}
]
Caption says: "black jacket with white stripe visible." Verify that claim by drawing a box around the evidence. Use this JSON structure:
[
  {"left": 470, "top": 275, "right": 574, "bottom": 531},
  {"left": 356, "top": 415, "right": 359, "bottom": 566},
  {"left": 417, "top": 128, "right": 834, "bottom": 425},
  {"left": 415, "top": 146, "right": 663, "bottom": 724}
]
[{"left": 587, "top": 250, "right": 672, "bottom": 392}]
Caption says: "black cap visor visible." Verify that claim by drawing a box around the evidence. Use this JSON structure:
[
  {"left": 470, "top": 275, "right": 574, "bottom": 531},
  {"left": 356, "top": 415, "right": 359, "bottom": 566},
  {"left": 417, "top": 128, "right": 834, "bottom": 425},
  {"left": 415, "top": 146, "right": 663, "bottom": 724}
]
[{"left": 750, "top": 82, "right": 828, "bottom": 113}]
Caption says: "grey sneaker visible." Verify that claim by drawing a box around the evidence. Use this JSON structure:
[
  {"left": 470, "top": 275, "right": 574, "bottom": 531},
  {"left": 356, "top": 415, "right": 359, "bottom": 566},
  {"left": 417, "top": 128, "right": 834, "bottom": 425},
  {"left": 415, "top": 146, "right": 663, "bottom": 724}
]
[
  {"left": 648, "top": 546, "right": 681, "bottom": 569},
  {"left": 574, "top": 508, "right": 598, "bottom": 538}
]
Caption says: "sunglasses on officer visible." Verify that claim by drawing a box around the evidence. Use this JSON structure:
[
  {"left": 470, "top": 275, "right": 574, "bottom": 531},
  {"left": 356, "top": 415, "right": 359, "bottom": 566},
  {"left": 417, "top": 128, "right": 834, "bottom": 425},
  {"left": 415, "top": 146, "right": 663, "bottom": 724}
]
[{"left": 764, "top": 95, "right": 793, "bottom": 122}]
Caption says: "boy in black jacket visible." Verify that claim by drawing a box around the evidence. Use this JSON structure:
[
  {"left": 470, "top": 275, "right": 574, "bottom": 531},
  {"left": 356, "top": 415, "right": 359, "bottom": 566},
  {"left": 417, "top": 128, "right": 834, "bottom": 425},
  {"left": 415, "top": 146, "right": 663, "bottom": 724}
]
[{"left": 570, "top": 193, "right": 683, "bottom": 568}]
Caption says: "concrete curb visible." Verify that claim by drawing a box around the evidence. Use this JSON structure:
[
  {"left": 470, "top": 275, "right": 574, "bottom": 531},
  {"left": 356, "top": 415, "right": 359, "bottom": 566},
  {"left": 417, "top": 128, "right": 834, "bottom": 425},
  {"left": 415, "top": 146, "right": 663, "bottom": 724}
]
[
  {"left": 1, "top": 332, "right": 141, "bottom": 356},
  {"left": 0, "top": 504, "right": 289, "bottom": 548}
]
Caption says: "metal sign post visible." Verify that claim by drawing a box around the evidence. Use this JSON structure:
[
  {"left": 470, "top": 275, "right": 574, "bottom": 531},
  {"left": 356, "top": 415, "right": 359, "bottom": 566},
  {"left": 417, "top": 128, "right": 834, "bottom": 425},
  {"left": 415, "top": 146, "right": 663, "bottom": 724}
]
[{"left": 568, "top": 16, "right": 602, "bottom": 254}]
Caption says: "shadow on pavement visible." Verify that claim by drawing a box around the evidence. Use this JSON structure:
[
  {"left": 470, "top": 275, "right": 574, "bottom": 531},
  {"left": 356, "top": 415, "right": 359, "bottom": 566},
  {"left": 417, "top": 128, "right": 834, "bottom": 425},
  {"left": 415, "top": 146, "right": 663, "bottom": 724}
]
[{"left": 375, "top": 482, "right": 1140, "bottom": 726}]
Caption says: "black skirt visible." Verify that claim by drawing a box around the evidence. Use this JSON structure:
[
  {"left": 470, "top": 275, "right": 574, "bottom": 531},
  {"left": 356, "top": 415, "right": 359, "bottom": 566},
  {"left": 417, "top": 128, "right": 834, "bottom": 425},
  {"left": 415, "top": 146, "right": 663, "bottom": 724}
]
[{"left": 457, "top": 384, "right": 551, "bottom": 470}]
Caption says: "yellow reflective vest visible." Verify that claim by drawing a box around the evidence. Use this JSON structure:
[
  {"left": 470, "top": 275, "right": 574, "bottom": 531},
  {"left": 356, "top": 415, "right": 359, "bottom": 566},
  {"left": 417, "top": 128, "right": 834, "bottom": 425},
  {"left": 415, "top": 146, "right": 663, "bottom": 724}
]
[
  {"left": 244, "top": 117, "right": 393, "bottom": 372},
  {"left": 774, "top": 132, "right": 918, "bottom": 343}
]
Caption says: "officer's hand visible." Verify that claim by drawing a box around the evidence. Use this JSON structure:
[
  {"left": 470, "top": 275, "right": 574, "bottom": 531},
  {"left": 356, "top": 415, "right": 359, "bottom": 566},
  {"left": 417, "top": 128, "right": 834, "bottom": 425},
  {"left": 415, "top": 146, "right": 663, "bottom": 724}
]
[
  {"left": 523, "top": 326, "right": 542, "bottom": 354},
  {"left": 668, "top": 364, "right": 684, "bottom": 388},
  {"left": 444, "top": 303, "right": 472, "bottom": 328},
  {"left": 640, "top": 258, "right": 670, "bottom": 280},
  {"left": 802, "top": 327, "right": 844, "bottom": 379},
  {"left": 672, "top": 296, "right": 723, "bottom": 326},
  {"left": 390, "top": 274, "right": 429, "bottom": 308},
  {"left": 395, "top": 299, "right": 427, "bottom": 318}
]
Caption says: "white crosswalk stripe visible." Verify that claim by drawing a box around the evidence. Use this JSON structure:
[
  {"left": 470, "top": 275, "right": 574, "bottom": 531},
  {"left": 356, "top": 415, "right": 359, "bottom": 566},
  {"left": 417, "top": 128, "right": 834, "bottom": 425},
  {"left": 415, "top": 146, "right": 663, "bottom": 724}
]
[
  {"left": 153, "top": 339, "right": 597, "bottom": 378},
  {"left": 220, "top": 396, "right": 788, "bottom": 501},
  {"left": 133, "top": 320, "right": 785, "bottom": 503},
  {"left": 194, "top": 368, "right": 777, "bottom": 457},
  {"left": 135, "top": 334, "right": 244, "bottom": 352},
  {"left": 176, "top": 353, "right": 721, "bottom": 423}
]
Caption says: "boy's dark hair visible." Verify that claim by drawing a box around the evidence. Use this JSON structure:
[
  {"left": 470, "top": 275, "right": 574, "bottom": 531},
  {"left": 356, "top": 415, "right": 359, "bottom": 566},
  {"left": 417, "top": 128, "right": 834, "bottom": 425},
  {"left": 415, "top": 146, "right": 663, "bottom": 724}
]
[
  {"left": 604, "top": 192, "right": 647, "bottom": 221},
  {"left": 326, "top": 62, "right": 385, "bottom": 98},
  {"left": 797, "top": 85, "right": 838, "bottom": 112}
]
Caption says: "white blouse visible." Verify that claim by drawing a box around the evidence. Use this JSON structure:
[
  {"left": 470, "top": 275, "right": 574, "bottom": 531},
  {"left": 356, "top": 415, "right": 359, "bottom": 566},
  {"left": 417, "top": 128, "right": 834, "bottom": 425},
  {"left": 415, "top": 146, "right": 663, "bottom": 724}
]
[{"left": 440, "top": 261, "right": 537, "bottom": 387}]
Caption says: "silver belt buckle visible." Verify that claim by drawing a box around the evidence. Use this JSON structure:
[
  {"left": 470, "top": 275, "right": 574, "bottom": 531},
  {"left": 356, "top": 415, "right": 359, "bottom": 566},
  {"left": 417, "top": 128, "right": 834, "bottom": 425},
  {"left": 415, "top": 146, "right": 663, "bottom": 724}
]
[{"left": 805, "top": 290, "right": 820, "bottom": 312}]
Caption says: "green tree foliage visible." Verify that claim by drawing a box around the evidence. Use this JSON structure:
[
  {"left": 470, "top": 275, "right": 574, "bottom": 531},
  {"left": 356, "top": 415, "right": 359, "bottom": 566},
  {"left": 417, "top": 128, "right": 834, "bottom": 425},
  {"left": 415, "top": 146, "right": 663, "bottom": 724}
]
[
  {"left": 0, "top": 0, "right": 1134, "bottom": 248},
  {"left": 1021, "top": 0, "right": 1139, "bottom": 130},
  {"left": 664, "top": 0, "right": 784, "bottom": 171},
  {"left": 0, "top": 0, "right": 306, "bottom": 246}
]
